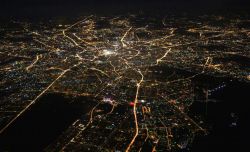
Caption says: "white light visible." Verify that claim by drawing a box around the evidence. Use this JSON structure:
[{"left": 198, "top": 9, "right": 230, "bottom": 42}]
[
  {"left": 102, "top": 97, "right": 114, "bottom": 104},
  {"left": 103, "top": 49, "right": 115, "bottom": 56},
  {"left": 140, "top": 100, "right": 146, "bottom": 103}
]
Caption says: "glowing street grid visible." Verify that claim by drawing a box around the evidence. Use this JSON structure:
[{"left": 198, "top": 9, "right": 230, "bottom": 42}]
[{"left": 0, "top": 14, "right": 249, "bottom": 151}]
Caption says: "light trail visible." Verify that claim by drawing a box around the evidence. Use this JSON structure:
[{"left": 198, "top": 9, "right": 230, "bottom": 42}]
[
  {"left": 121, "top": 27, "right": 132, "bottom": 47},
  {"left": 72, "top": 33, "right": 94, "bottom": 46},
  {"left": 138, "top": 125, "right": 149, "bottom": 152},
  {"left": 62, "top": 30, "right": 80, "bottom": 46},
  {"left": 159, "top": 118, "right": 171, "bottom": 150},
  {"left": 159, "top": 95, "right": 206, "bottom": 133},
  {"left": 26, "top": 54, "right": 41, "bottom": 71},
  {"left": 61, "top": 17, "right": 93, "bottom": 48},
  {"left": 109, "top": 61, "right": 120, "bottom": 76},
  {"left": 144, "top": 34, "right": 175, "bottom": 44},
  {"left": 0, "top": 63, "right": 80, "bottom": 134},
  {"left": 156, "top": 48, "right": 172, "bottom": 65},
  {"left": 60, "top": 101, "right": 101, "bottom": 151},
  {"left": 107, "top": 102, "right": 116, "bottom": 115},
  {"left": 89, "top": 67, "right": 110, "bottom": 77},
  {"left": 125, "top": 70, "right": 144, "bottom": 152},
  {"left": 202, "top": 57, "right": 212, "bottom": 72}
]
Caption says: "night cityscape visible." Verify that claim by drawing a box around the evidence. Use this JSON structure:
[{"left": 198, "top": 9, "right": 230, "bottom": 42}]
[{"left": 0, "top": 0, "right": 249, "bottom": 151}]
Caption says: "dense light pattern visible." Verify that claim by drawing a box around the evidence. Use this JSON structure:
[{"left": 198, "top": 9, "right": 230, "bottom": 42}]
[{"left": 0, "top": 14, "right": 249, "bottom": 151}]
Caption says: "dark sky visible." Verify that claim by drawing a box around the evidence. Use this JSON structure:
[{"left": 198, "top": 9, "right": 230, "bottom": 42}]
[
  {"left": 1, "top": 0, "right": 249, "bottom": 17},
  {"left": 2, "top": 0, "right": 250, "bottom": 7}
]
